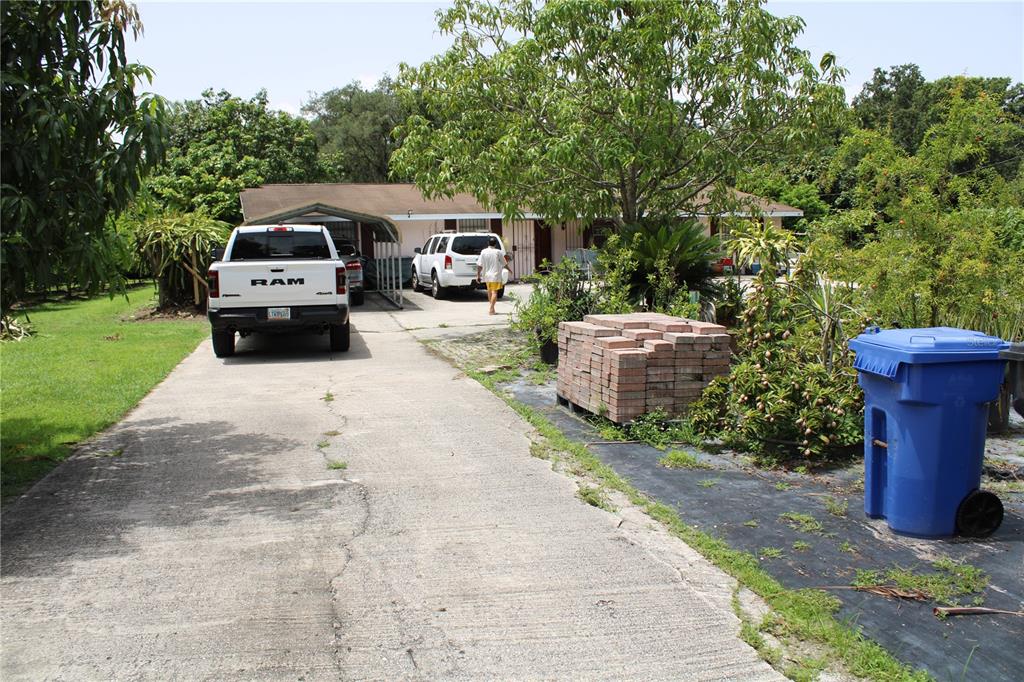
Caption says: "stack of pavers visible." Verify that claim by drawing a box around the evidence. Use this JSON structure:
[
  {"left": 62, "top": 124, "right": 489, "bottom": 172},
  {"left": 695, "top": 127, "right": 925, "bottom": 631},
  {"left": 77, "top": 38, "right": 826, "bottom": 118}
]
[{"left": 556, "top": 313, "right": 731, "bottom": 424}]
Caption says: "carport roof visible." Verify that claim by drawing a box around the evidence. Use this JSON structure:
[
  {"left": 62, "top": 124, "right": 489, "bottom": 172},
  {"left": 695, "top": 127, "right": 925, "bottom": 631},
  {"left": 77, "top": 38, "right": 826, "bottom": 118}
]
[{"left": 239, "top": 183, "right": 803, "bottom": 223}]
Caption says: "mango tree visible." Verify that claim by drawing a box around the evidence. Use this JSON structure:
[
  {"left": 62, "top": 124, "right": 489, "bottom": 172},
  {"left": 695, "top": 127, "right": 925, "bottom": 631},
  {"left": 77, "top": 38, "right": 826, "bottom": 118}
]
[{"left": 391, "top": 0, "right": 845, "bottom": 226}]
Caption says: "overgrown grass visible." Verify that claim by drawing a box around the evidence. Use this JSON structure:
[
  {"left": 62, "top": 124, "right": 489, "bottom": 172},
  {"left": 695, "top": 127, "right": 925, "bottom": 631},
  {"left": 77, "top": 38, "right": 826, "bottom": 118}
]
[
  {"left": 658, "top": 449, "right": 710, "bottom": 469},
  {"left": 1, "top": 286, "right": 207, "bottom": 499},
  {"left": 465, "top": 366, "right": 930, "bottom": 681},
  {"left": 589, "top": 408, "right": 704, "bottom": 450},
  {"left": 823, "top": 496, "right": 849, "bottom": 517},
  {"left": 576, "top": 484, "right": 614, "bottom": 511},
  {"left": 779, "top": 511, "right": 826, "bottom": 535},
  {"left": 853, "top": 559, "right": 989, "bottom": 606}
]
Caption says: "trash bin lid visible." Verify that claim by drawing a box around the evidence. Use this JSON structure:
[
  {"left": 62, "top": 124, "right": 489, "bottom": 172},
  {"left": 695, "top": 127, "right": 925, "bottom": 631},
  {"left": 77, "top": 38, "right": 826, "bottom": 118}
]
[
  {"left": 1000, "top": 342, "right": 1024, "bottom": 362},
  {"left": 849, "top": 327, "right": 1009, "bottom": 379}
]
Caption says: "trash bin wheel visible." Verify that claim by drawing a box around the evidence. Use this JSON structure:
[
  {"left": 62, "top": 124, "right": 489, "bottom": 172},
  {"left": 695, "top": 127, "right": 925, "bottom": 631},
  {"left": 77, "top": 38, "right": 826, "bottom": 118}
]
[{"left": 956, "top": 490, "right": 1003, "bottom": 538}]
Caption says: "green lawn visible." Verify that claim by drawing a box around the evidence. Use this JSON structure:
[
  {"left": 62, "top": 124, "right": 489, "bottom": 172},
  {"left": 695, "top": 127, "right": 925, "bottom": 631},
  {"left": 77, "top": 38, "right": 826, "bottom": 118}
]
[{"left": 1, "top": 286, "right": 207, "bottom": 499}]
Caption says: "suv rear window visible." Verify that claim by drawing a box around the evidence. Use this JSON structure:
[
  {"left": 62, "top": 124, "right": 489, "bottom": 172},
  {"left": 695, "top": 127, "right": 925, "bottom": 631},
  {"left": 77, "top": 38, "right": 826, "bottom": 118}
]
[
  {"left": 231, "top": 232, "right": 332, "bottom": 260},
  {"left": 451, "top": 235, "right": 494, "bottom": 255}
]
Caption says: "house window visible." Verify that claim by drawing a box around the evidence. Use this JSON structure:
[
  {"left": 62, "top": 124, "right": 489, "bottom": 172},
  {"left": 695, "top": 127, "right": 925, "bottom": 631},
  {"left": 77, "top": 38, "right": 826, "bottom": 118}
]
[{"left": 457, "top": 218, "right": 487, "bottom": 233}]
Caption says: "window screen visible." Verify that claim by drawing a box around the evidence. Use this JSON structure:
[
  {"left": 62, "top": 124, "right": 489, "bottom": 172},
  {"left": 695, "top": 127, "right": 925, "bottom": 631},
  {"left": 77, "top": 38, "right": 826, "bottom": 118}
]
[{"left": 457, "top": 218, "right": 487, "bottom": 233}]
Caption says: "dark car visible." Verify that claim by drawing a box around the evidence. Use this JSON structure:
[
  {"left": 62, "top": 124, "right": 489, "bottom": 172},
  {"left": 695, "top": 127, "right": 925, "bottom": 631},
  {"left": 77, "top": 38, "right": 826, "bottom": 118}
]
[{"left": 335, "top": 240, "right": 365, "bottom": 306}]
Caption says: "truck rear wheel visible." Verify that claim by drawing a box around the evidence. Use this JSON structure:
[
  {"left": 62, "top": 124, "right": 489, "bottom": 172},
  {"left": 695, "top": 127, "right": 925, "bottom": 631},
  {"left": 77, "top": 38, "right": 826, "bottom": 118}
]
[
  {"left": 212, "top": 329, "right": 235, "bottom": 358},
  {"left": 351, "top": 291, "right": 365, "bottom": 306},
  {"left": 330, "top": 321, "right": 350, "bottom": 352}
]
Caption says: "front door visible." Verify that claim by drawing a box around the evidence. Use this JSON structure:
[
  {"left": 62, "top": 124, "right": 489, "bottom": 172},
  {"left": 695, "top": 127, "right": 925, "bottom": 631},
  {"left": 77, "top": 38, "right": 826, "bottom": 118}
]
[{"left": 533, "top": 220, "right": 552, "bottom": 271}]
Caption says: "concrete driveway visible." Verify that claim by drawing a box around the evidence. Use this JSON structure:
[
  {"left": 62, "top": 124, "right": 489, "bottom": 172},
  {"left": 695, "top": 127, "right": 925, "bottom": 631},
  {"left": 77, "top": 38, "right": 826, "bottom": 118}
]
[{"left": 1, "top": 291, "right": 778, "bottom": 680}]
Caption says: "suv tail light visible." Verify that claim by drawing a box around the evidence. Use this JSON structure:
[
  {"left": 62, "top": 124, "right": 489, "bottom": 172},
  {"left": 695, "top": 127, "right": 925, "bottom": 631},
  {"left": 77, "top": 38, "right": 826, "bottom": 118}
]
[
  {"left": 335, "top": 265, "right": 347, "bottom": 294},
  {"left": 207, "top": 269, "right": 219, "bottom": 298},
  {"left": 347, "top": 260, "right": 362, "bottom": 273},
  {"left": 444, "top": 255, "right": 452, "bottom": 270}
]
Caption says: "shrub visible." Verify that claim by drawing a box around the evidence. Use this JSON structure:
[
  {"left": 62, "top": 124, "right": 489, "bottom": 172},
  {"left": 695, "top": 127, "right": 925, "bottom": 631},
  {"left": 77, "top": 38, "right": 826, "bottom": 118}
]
[
  {"left": 512, "top": 257, "right": 597, "bottom": 347},
  {"left": 603, "top": 219, "right": 719, "bottom": 307},
  {"left": 690, "top": 266, "right": 865, "bottom": 464},
  {"left": 123, "top": 210, "right": 231, "bottom": 309}
]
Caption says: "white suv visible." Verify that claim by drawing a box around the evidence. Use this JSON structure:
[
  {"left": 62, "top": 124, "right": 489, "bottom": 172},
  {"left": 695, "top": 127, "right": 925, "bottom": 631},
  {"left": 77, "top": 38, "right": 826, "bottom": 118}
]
[{"left": 410, "top": 232, "right": 507, "bottom": 299}]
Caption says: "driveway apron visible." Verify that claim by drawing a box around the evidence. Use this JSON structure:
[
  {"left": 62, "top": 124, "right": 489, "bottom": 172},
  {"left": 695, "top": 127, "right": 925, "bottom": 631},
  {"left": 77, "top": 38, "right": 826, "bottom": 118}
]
[{"left": 1, "top": 295, "right": 778, "bottom": 680}]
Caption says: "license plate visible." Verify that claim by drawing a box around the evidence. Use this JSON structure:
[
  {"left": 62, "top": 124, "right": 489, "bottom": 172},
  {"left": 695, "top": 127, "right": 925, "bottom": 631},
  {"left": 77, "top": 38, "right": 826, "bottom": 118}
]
[{"left": 267, "top": 307, "right": 290, "bottom": 320}]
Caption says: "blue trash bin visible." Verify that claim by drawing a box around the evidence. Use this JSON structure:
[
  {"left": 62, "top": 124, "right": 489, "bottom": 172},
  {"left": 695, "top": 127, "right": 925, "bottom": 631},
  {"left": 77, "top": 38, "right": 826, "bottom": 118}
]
[{"left": 849, "top": 327, "right": 1009, "bottom": 538}]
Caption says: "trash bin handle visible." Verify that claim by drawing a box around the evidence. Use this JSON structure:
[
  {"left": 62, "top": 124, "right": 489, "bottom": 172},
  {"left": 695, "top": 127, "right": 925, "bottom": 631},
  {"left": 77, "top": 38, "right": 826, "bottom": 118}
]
[{"left": 909, "top": 335, "right": 936, "bottom": 346}]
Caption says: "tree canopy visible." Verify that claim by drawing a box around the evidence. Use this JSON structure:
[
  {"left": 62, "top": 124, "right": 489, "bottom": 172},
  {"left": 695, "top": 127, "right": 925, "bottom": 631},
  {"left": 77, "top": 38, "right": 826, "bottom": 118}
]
[
  {"left": 392, "top": 0, "right": 844, "bottom": 226},
  {"left": 1, "top": 0, "right": 167, "bottom": 310},
  {"left": 302, "top": 78, "right": 411, "bottom": 183},
  {"left": 852, "top": 65, "right": 1023, "bottom": 154},
  {"left": 147, "top": 89, "right": 322, "bottom": 223}
]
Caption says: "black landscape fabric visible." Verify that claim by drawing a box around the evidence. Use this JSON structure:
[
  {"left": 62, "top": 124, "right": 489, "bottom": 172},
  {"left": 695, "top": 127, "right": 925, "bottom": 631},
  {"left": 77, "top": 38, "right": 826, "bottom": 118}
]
[{"left": 511, "top": 380, "right": 1024, "bottom": 682}]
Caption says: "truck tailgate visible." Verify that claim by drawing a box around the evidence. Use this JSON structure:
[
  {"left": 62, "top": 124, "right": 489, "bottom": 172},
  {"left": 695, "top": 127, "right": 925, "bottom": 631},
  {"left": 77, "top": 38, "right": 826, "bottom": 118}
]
[{"left": 217, "top": 261, "right": 338, "bottom": 307}]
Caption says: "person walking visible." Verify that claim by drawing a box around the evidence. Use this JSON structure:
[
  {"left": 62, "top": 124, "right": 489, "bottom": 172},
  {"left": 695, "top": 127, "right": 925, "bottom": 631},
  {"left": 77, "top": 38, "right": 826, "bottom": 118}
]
[{"left": 476, "top": 236, "right": 509, "bottom": 316}]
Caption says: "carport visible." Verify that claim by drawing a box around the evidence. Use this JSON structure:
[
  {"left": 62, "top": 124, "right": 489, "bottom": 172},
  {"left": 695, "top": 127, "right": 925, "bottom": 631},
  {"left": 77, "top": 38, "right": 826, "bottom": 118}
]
[{"left": 242, "top": 202, "right": 404, "bottom": 309}]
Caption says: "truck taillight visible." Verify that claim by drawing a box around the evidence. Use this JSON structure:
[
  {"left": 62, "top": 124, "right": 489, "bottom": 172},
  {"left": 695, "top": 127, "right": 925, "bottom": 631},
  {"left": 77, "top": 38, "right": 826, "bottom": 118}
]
[
  {"left": 208, "top": 269, "right": 219, "bottom": 298},
  {"left": 336, "top": 266, "right": 347, "bottom": 294},
  {"left": 444, "top": 255, "right": 452, "bottom": 270}
]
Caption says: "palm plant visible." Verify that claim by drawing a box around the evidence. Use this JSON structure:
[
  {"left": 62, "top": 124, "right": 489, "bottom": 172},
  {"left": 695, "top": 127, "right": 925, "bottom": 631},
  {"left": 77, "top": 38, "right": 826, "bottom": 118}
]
[
  {"left": 126, "top": 211, "right": 231, "bottom": 308},
  {"left": 728, "top": 219, "right": 797, "bottom": 275},
  {"left": 612, "top": 218, "right": 719, "bottom": 307}
]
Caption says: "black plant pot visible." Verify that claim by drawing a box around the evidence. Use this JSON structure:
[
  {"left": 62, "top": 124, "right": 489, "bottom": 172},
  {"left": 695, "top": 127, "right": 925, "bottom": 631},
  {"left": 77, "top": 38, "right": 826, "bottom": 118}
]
[{"left": 540, "top": 339, "right": 559, "bottom": 366}]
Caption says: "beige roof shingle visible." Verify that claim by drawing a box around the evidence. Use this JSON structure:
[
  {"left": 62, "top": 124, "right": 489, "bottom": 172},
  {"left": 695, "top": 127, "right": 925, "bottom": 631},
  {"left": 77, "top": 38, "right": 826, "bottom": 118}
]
[{"left": 239, "top": 183, "right": 802, "bottom": 223}]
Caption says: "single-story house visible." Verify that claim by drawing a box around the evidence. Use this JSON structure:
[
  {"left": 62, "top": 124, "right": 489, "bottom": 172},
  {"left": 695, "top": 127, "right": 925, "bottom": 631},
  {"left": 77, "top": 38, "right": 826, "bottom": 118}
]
[{"left": 238, "top": 183, "right": 802, "bottom": 304}]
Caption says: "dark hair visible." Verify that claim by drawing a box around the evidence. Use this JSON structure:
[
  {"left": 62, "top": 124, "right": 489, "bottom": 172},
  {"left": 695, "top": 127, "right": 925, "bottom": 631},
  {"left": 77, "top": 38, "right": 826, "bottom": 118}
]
[{"left": 488, "top": 236, "right": 498, "bottom": 247}]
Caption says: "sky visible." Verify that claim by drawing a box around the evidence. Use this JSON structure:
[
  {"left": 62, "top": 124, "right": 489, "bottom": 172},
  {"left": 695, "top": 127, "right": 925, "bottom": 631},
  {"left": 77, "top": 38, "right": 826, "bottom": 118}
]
[{"left": 127, "top": 1, "right": 1024, "bottom": 115}]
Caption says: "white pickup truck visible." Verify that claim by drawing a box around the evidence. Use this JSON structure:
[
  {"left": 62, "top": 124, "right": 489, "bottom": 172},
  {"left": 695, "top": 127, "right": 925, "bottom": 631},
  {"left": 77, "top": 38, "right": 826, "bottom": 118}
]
[{"left": 207, "top": 225, "right": 351, "bottom": 357}]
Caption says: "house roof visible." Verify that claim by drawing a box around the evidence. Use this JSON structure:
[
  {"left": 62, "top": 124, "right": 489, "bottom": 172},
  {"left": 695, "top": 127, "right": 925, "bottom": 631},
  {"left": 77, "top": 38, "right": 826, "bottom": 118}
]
[{"left": 239, "top": 183, "right": 802, "bottom": 224}]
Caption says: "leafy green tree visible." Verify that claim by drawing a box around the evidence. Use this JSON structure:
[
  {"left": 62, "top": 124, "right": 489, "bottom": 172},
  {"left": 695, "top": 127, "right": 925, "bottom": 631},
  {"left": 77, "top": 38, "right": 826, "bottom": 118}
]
[
  {"left": 917, "top": 75, "right": 1020, "bottom": 129},
  {"left": 852, "top": 64, "right": 928, "bottom": 154},
  {"left": 303, "top": 78, "right": 410, "bottom": 182},
  {"left": 810, "top": 91, "right": 1024, "bottom": 337},
  {"left": 392, "top": 0, "right": 844, "bottom": 226},
  {"left": 1, "top": 0, "right": 167, "bottom": 314},
  {"left": 148, "top": 90, "right": 321, "bottom": 223}
]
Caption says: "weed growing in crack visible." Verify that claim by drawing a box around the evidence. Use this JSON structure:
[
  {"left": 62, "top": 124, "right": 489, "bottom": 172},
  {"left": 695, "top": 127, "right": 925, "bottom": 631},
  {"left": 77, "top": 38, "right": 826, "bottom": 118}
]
[
  {"left": 327, "top": 460, "right": 348, "bottom": 471},
  {"left": 576, "top": 485, "right": 614, "bottom": 512}
]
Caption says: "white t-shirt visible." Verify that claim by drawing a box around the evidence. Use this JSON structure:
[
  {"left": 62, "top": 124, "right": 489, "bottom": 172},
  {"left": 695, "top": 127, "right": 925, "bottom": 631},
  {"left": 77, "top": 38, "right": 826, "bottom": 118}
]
[{"left": 478, "top": 246, "right": 506, "bottom": 283}]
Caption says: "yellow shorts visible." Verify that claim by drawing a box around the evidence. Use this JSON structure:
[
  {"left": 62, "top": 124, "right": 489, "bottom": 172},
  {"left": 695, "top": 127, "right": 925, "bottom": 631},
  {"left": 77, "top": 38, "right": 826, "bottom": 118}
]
[{"left": 486, "top": 281, "right": 503, "bottom": 292}]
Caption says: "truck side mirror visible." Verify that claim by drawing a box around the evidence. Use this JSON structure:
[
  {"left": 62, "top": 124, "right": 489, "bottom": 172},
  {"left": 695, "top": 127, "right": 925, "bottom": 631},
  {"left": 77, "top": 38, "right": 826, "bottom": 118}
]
[{"left": 212, "top": 246, "right": 225, "bottom": 261}]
